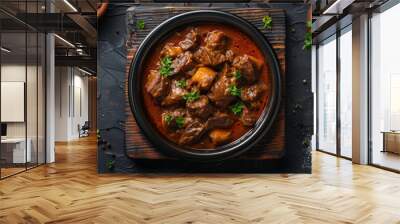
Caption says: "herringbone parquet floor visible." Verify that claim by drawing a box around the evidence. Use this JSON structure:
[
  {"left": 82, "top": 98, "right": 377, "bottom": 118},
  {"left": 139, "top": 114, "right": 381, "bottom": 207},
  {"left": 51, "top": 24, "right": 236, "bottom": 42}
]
[{"left": 1, "top": 136, "right": 400, "bottom": 224}]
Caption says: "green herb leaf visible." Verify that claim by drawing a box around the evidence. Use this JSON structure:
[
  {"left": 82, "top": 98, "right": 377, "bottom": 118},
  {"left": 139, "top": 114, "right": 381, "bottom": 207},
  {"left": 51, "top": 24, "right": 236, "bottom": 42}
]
[
  {"left": 160, "top": 56, "right": 173, "bottom": 77},
  {"left": 164, "top": 114, "right": 173, "bottom": 125},
  {"left": 262, "top": 15, "right": 272, "bottom": 29},
  {"left": 233, "top": 70, "right": 242, "bottom": 80},
  {"left": 303, "top": 32, "right": 312, "bottom": 50},
  {"left": 176, "top": 79, "right": 187, "bottom": 88},
  {"left": 136, "top": 20, "right": 145, "bottom": 30},
  {"left": 183, "top": 90, "right": 200, "bottom": 102},
  {"left": 230, "top": 101, "right": 245, "bottom": 115},
  {"left": 106, "top": 160, "right": 115, "bottom": 170},
  {"left": 175, "top": 116, "right": 185, "bottom": 129},
  {"left": 303, "top": 20, "right": 313, "bottom": 50},
  {"left": 306, "top": 20, "right": 312, "bottom": 29},
  {"left": 228, "top": 84, "right": 241, "bottom": 97}
]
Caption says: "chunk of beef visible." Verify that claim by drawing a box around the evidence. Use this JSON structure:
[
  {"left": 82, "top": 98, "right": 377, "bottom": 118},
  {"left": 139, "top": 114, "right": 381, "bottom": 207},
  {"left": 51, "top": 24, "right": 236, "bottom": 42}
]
[
  {"left": 232, "top": 54, "right": 263, "bottom": 83},
  {"left": 207, "top": 74, "right": 236, "bottom": 108},
  {"left": 205, "top": 30, "right": 227, "bottom": 50},
  {"left": 206, "top": 112, "right": 234, "bottom": 130},
  {"left": 162, "top": 79, "right": 188, "bottom": 106},
  {"left": 193, "top": 47, "right": 228, "bottom": 67},
  {"left": 191, "top": 67, "right": 217, "bottom": 91},
  {"left": 209, "top": 129, "right": 232, "bottom": 145},
  {"left": 161, "top": 43, "right": 183, "bottom": 58},
  {"left": 178, "top": 29, "right": 199, "bottom": 51},
  {"left": 145, "top": 70, "right": 170, "bottom": 102},
  {"left": 225, "top": 50, "right": 235, "bottom": 63},
  {"left": 179, "top": 120, "right": 207, "bottom": 145},
  {"left": 240, "top": 106, "right": 258, "bottom": 127},
  {"left": 161, "top": 109, "right": 186, "bottom": 131},
  {"left": 171, "top": 51, "right": 195, "bottom": 75},
  {"left": 240, "top": 82, "right": 268, "bottom": 102},
  {"left": 186, "top": 95, "right": 214, "bottom": 120}
]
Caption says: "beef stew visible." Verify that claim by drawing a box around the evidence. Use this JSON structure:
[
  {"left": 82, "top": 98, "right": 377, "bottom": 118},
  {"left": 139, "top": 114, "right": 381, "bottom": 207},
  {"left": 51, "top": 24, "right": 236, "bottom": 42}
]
[{"left": 142, "top": 24, "right": 271, "bottom": 149}]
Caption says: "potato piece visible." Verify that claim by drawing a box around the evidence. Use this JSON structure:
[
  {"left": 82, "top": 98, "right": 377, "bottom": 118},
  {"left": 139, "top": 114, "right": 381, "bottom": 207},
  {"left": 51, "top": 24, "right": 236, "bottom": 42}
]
[
  {"left": 161, "top": 43, "right": 183, "bottom": 58},
  {"left": 248, "top": 55, "right": 263, "bottom": 71},
  {"left": 191, "top": 67, "right": 217, "bottom": 91},
  {"left": 209, "top": 129, "right": 232, "bottom": 145}
]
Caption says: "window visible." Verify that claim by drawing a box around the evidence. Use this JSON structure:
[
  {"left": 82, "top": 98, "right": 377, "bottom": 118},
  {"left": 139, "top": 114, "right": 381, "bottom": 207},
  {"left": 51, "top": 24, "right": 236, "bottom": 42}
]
[
  {"left": 317, "top": 35, "right": 337, "bottom": 154},
  {"left": 316, "top": 24, "right": 353, "bottom": 159},
  {"left": 370, "top": 3, "right": 400, "bottom": 171},
  {"left": 339, "top": 27, "right": 352, "bottom": 158}
]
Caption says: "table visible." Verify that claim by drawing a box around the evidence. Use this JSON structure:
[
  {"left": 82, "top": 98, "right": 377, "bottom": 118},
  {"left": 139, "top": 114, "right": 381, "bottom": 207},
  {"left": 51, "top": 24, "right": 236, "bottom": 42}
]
[
  {"left": 382, "top": 131, "right": 400, "bottom": 154},
  {"left": 1, "top": 138, "right": 31, "bottom": 164}
]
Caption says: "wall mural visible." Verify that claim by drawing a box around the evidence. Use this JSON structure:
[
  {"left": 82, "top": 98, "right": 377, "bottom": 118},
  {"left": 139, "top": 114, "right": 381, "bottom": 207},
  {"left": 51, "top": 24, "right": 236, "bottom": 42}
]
[{"left": 98, "top": 2, "right": 312, "bottom": 173}]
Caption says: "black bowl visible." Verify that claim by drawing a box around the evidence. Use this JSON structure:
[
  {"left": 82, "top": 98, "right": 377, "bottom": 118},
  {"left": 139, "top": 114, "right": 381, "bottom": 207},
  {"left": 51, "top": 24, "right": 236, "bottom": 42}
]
[{"left": 128, "top": 10, "right": 281, "bottom": 162}]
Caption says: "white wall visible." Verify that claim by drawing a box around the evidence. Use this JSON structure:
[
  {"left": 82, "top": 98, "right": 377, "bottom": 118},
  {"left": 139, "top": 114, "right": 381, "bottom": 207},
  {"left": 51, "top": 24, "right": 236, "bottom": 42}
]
[
  {"left": 1, "top": 65, "right": 26, "bottom": 136},
  {"left": 54, "top": 67, "right": 89, "bottom": 141},
  {"left": 55, "top": 66, "right": 69, "bottom": 141}
]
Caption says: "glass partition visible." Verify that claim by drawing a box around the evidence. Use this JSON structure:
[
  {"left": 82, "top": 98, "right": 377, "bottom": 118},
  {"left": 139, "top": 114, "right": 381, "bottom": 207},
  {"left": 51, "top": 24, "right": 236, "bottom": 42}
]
[
  {"left": 0, "top": 1, "right": 46, "bottom": 179},
  {"left": 1, "top": 30, "right": 28, "bottom": 177},
  {"left": 38, "top": 32, "right": 45, "bottom": 165},
  {"left": 27, "top": 31, "right": 38, "bottom": 169}
]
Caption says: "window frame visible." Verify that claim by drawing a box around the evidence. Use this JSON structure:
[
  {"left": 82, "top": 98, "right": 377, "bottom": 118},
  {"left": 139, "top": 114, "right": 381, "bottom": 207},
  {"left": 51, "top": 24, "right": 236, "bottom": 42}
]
[{"left": 315, "top": 22, "right": 353, "bottom": 161}]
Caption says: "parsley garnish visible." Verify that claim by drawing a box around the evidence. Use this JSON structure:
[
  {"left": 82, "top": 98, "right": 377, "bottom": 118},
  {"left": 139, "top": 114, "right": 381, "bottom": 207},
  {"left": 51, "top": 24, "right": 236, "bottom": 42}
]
[
  {"left": 136, "top": 20, "right": 145, "bottom": 30},
  {"left": 228, "top": 84, "right": 241, "bottom": 97},
  {"left": 164, "top": 114, "right": 173, "bottom": 125},
  {"left": 303, "top": 32, "right": 312, "bottom": 50},
  {"left": 230, "top": 101, "right": 245, "bottom": 115},
  {"left": 303, "top": 20, "right": 312, "bottom": 50},
  {"left": 160, "top": 56, "right": 173, "bottom": 77},
  {"left": 106, "top": 159, "right": 115, "bottom": 170},
  {"left": 175, "top": 116, "right": 185, "bottom": 129},
  {"left": 233, "top": 70, "right": 242, "bottom": 80},
  {"left": 306, "top": 20, "right": 312, "bottom": 29},
  {"left": 183, "top": 90, "right": 200, "bottom": 102},
  {"left": 262, "top": 15, "right": 272, "bottom": 29},
  {"left": 176, "top": 79, "right": 187, "bottom": 88}
]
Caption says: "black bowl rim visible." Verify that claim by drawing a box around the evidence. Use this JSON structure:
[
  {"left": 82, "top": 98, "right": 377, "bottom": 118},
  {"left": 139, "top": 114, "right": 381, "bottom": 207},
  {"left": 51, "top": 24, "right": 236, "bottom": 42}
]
[{"left": 128, "top": 10, "right": 282, "bottom": 162}]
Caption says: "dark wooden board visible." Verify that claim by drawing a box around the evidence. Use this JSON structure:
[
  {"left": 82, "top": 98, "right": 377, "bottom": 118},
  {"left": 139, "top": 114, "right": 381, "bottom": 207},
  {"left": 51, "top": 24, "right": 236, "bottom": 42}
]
[{"left": 124, "top": 6, "right": 286, "bottom": 160}]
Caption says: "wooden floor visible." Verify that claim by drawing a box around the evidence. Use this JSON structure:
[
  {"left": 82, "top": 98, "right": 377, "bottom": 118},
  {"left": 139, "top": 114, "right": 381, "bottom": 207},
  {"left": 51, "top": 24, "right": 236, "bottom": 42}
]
[
  {"left": 1, "top": 137, "right": 400, "bottom": 224},
  {"left": 372, "top": 150, "right": 400, "bottom": 171}
]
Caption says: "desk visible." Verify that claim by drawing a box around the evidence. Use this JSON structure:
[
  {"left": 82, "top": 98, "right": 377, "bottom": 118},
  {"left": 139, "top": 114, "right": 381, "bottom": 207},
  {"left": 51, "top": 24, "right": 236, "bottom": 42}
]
[
  {"left": 1, "top": 138, "right": 31, "bottom": 163},
  {"left": 382, "top": 131, "right": 400, "bottom": 154}
]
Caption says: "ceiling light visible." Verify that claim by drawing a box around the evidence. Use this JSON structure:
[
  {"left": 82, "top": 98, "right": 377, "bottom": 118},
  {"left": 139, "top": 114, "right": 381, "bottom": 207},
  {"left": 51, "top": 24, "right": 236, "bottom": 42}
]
[
  {"left": 1, "top": 47, "right": 11, "bottom": 53},
  {"left": 54, "top": 34, "right": 75, "bottom": 48},
  {"left": 78, "top": 67, "right": 92, "bottom": 76},
  {"left": 63, "top": 0, "right": 78, "bottom": 12}
]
